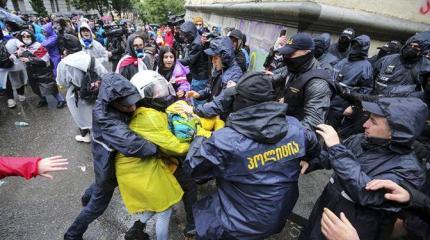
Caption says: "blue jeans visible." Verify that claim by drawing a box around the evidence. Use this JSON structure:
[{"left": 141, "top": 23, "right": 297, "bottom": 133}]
[
  {"left": 191, "top": 79, "right": 208, "bottom": 106},
  {"left": 64, "top": 183, "right": 115, "bottom": 239}
]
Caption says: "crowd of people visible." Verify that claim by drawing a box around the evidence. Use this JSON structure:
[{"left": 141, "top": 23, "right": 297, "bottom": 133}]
[{"left": 0, "top": 10, "right": 430, "bottom": 240}]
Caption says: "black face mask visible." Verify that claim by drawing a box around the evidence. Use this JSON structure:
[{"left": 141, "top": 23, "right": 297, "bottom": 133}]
[
  {"left": 284, "top": 52, "right": 314, "bottom": 73},
  {"left": 348, "top": 44, "right": 365, "bottom": 61},
  {"left": 401, "top": 46, "right": 420, "bottom": 62},
  {"left": 376, "top": 49, "right": 389, "bottom": 60},
  {"left": 338, "top": 37, "right": 350, "bottom": 50},
  {"left": 313, "top": 45, "right": 325, "bottom": 59}
]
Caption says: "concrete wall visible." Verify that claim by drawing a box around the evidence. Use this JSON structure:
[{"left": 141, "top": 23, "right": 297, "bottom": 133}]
[
  {"left": 187, "top": 0, "right": 430, "bottom": 25},
  {"left": 186, "top": 0, "right": 430, "bottom": 70},
  {"left": 186, "top": 11, "right": 387, "bottom": 71}
]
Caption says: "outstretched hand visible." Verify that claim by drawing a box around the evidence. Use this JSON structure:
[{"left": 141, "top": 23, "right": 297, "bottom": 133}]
[
  {"left": 316, "top": 124, "right": 340, "bottom": 148},
  {"left": 365, "top": 179, "right": 410, "bottom": 203},
  {"left": 38, "top": 156, "right": 69, "bottom": 179}
]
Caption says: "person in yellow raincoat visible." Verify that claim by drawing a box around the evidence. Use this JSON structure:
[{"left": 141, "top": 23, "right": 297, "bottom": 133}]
[
  {"left": 116, "top": 70, "right": 224, "bottom": 240},
  {"left": 115, "top": 70, "right": 187, "bottom": 240}
]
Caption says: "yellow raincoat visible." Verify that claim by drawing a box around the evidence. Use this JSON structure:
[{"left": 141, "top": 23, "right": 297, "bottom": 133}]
[{"left": 115, "top": 107, "right": 189, "bottom": 214}]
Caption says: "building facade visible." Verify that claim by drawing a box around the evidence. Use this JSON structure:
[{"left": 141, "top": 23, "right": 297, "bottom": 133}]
[{"left": 8, "top": 0, "right": 81, "bottom": 14}]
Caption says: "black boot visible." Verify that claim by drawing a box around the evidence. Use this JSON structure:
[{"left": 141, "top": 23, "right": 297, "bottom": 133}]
[
  {"left": 57, "top": 100, "right": 66, "bottom": 108},
  {"left": 124, "top": 221, "right": 149, "bottom": 240},
  {"left": 37, "top": 99, "right": 48, "bottom": 108}
]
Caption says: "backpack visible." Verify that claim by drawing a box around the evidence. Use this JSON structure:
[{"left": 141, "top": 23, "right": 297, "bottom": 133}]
[
  {"left": 74, "top": 57, "right": 101, "bottom": 106},
  {"left": 0, "top": 40, "right": 13, "bottom": 68}
]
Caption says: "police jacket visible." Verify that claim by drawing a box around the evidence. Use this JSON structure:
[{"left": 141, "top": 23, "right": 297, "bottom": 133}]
[
  {"left": 301, "top": 98, "right": 427, "bottom": 240},
  {"left": 275, "top": 58, "right": 334, "bottom": 130},
  {"left": 314, "top": 33, "right": 339, "bottom": 71},
  {"left": 185, "top": 102, "right": 320, "bottom": 240},
  {"left": 91, "top": 73, "right": 157, "bottom": 189},
  {"left": 373, "top": 53, "right": 430, "bottom": 96},
  {"left": 328, "top": 42, "right": 350, "bottom": 60},
  {"left": 178, "top": 22, "right": 210, "bottom": 80}
]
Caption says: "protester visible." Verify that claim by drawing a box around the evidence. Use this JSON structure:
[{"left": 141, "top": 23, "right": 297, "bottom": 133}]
[
  {"left": 78, "top": 22, "right": 109, "bottom": 64},
  {"left": 52, "top": 17, "right": 82, "bottom": 56},
  {"left": 17, "top": 29, "right": 66, "bottom": 108},
  {"left": 227, "top": 29, "right": 250, "bottom": 73},
  {"left": 299, "top": 97, "right": 428, "bottom": 240},
  {"left": 192, "top": 16, "right": 209, "bottom": 35},
  {"left": 56, "top": 51, "right": 108, "bottom": 143},
  {"left": 0, "top": 29, "right": 28, "bottom": 108},
  {"left": 186, "top": 36, "right": 243, "bottom": 108},
  {"left": 156, "top": 46, "right": 190, "bottom": 101},
  {"left": 41, "top": 22, "right": 61, "bottom": 77},
  {"left": 115, "top": 71, "right": 186, "bottom": 240},
  {"left": 64, "top": 73, "right": 158, "bottom": 240},
  {"left": 116, "top": 33, "right": 152, "bottom": 79},
  {"left": 178, "top": 21, "right": 210, "bottom": 105},
  {"left": 185, "top": 72, "right": 321, "bottom": 239}
]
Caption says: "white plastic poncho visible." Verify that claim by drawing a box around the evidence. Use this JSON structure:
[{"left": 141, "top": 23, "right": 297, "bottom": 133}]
[
  {"left": 56, "top": 51, "right": 108, "bottom": 129},
  {"left": 0, "top": 38, "right": 28, "bottom": 89}
]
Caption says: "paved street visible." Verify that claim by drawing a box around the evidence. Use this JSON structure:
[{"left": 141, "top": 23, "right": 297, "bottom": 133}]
[{"left": 0, "top": 86, "right": 331, "bottom": 240}]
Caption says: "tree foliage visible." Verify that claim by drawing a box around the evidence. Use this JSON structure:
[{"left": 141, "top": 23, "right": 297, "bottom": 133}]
[
  {"left": 29, "top": 0, "right": 48, "bottom": 16},
  {"left": 111, "top": 0, "right": 133, "bottom": 18},
  {"left": 0, "top": 0, "right": 7, "bottom": 9},
  {"left": 134, "top": 0, "right": 185, "bottom": 24},
  {"left": 70, "top": 0, "right": 109, "bottom": 15}
]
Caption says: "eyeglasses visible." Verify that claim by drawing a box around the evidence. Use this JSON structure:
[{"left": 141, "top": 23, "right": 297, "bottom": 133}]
[{"left": 21, "top": 35, "right": 31, "bottom": 39}]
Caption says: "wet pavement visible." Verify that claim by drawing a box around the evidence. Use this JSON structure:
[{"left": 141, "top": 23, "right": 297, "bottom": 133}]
[{"left": 0, "top": 87, "right": 331, "bottom": 240}]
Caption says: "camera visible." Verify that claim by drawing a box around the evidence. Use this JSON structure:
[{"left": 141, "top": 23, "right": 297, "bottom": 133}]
[{"left": 105, "top": 24, "right": 127, "bottom": 38}]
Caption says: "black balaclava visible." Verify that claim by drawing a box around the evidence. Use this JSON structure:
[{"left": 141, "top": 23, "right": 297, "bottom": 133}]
[
  {"left": 401, "top": 44, "right": 421, "bottom": 63},
  {"left": 313, "top": 41, "right": 325, "bottom": 59},
  {"left": 284, "top": 52, "right": 314, "bottom": 73},
  {"left": 348, "top": 41, "right": 365, "bottom": 61},
  {"left": 338, "top": 36, "right": 351, "bottom": 51}
]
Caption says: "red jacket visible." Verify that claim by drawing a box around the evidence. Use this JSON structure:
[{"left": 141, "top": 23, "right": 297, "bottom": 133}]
[{"left": 0, "top": 156, "right": 42, "bottom": 179}]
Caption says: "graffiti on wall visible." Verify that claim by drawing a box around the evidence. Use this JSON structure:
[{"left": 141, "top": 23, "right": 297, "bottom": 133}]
[
  {"left": 189, "top": 12, "right": 289, "bottom": 71},
  {"left": 234, "top": 19, "right": 286, "bottom": 71},
  {"left": 420, "top": 0, "right": 430, "bottom": 15}
]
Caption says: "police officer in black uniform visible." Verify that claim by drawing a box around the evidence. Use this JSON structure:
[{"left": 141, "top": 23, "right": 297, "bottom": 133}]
[{"left": 274, "top": 32, "right": 334, "bottom": 130}]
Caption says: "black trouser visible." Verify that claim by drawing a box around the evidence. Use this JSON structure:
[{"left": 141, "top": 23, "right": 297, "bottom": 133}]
[
  {"left": 174, "top": 163, "right": 197, "bottom": 225},
  {"left": 6, "top": 78, "right": 24, "bottom": 100},
  {"left": 79, "top": 128, "right": 90, "bottom": 137},
  {"left": 65, "top": 183, "right": 115, "bottom": 239}
]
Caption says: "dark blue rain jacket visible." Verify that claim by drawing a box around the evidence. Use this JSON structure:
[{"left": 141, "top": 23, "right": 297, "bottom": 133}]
[
  {"left": 91, "top": 73, "right": 157, "bottom": 190},
  {"left": 301, "top": 97, "right": 428, "bottom": 240},
  {"left": 185, "top": 102, "right": 320, "bottom": 239}
]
